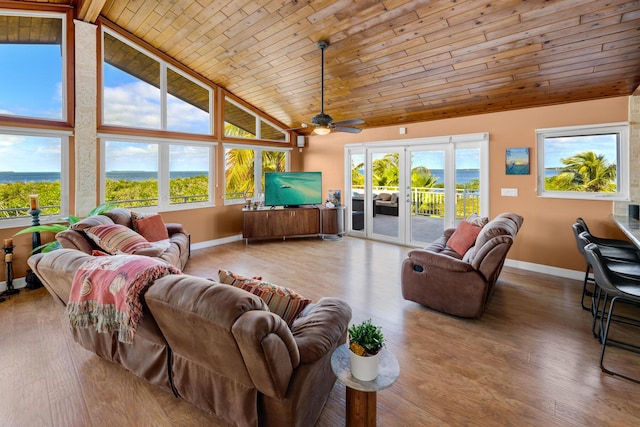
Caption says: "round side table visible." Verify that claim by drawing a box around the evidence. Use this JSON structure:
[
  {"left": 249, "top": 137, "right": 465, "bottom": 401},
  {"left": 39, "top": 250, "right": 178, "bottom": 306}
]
[{"left": 330, "top": 343, "right": 400, "bottom": 427}]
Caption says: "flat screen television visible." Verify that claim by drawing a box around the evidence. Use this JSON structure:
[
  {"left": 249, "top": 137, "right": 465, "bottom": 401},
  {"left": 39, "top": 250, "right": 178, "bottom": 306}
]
[{"left": 264, "top": 171, "right": 323, "bottom": 207}]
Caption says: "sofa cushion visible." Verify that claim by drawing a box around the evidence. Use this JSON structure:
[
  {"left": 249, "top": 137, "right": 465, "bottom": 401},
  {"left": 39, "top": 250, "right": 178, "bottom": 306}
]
[
  {"left": 85, "top": 224, "right": 152, "bottom": 255},
  {"left": 466, "top": 213, "right": 489, "bottom": 228},
  {"left": 377, "top": 192, "right": 392, "bottom": 201},
  {"left": 447, "top": 220, "right": 483, "bottom": 256},
  {"left": 132, "top": 213, "right": 170, "bottom": 242},
  {"left": 218, "top": 269, "right": 311, "bottom": 325}
]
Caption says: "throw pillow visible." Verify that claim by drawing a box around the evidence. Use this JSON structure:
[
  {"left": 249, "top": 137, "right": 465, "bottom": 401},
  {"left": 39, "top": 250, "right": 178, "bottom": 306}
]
[
  {"left": 85, "top": 224, "right": 151, "bottom": 255},
  {"left": 447, "top": 220, "right": 482, "bottom": 256},
  {"left": 132, "top": 213, "right": 169, "bottom": 242},
  {"left": 466, "top": 213, "right": 489, "bottom": 228},
  {"left": 377, "top": 193, "right": 392, "bottom": 201},
  {"left": 218, "top": 269, "right": 311, "bottom": 325}
]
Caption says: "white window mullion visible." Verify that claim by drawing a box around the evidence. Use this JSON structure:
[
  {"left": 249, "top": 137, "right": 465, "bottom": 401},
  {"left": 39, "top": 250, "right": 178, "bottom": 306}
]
[
  {"left": 254, "top": 148, "right": 263, "bottom": 201},
  {"left": 158, "top": 144, "right": 170, "bottom": 208},
  {"left": 160, "top": 64, "right": 168, "bottom": 130}
]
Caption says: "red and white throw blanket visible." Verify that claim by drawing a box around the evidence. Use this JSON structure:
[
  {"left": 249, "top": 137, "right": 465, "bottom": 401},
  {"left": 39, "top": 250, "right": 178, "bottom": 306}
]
[{"left": 66, "top": 255, "right": 180, "bottom": 344}]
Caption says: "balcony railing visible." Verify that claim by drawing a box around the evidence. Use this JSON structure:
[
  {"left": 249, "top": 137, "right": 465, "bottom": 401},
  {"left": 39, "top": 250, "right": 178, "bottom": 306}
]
[
  {"left": 353, "top": 186, "right": 480, "bottom": 219},
  {"left": 0, "top": 195, "right": 208, "bottom": 218}
]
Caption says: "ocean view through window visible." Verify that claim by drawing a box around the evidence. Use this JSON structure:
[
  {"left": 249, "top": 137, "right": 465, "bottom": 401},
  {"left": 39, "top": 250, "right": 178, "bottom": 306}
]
[
  {"left": 0, "top": 130, "right": 69, "bottom": 220},
  {"left": 101, "top": 138, "right": 213, "bottom": 209}
]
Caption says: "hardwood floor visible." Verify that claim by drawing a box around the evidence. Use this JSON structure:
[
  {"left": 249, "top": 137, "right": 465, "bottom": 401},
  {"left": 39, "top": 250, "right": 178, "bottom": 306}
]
[{"left": 2, "top": 236, "right": 640, "bottom": 426}]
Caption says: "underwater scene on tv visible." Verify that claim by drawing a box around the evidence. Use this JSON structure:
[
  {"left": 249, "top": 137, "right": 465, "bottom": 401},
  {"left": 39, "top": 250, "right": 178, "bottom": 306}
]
[{"left": 264, "top": 172, "right": 322, "bottom": 206}]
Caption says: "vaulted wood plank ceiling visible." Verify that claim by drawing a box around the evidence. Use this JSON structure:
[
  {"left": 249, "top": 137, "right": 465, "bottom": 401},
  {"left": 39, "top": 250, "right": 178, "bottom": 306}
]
[{"left": 13, "top": 0, "right": 640, "bottom": 133}]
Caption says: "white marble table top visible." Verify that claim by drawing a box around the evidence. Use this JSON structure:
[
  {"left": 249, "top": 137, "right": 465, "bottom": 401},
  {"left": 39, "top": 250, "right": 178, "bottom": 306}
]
[{"left": 330, "top": 343, "right": 400, "bottom": 392}]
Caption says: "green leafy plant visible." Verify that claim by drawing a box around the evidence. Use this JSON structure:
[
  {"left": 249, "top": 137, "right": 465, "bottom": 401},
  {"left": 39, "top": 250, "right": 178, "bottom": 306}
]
[
  {"left": 14, "top": 202, "right": 116, "bottom": 253},
  {"left": 348, "top": 319, "right": 385, "bottom": 357}
]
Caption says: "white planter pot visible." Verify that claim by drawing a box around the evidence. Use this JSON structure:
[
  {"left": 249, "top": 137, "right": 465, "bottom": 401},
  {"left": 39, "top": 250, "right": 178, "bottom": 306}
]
[{"left": 349, "top": 350, "right": 380, "bottom": 381}]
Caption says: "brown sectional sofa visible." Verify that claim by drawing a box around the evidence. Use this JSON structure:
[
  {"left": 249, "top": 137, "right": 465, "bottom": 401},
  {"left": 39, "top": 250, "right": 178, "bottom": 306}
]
[
  {"left": 29, "top": 248, "right": 351, "bottom": 426},
  {"left": 55, "top": 208, "right": 189, "bottom": 270}
]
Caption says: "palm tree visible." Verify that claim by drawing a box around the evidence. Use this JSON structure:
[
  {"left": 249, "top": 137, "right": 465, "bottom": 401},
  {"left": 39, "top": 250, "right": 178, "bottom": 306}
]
[
  {"left": 372, "top": 153, "right": 399, "bottom": 187},
  {"left": 553, "top": 151, "right": 616, "bottom": 192},
  {"left": 351, "top": 161, "right": 364, "bottom": 187},
  {"left": 225, "top": 148, "right": 255, "bottom": 199},
  {"left": 411, "top": 165, "right": 438, "bottom": 188}
]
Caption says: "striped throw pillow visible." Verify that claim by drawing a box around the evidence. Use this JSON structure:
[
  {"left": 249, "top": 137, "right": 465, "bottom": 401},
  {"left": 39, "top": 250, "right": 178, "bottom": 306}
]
[
  {"left": 85, "top": 224, "right": 151, "bottom": 255},
  {"left": 218, "top": 269, "right": 311, "bottom": 326}
]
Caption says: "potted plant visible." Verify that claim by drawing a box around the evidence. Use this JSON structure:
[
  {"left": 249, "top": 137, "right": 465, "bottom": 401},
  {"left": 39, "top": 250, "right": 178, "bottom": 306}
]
[{"left": 348, "top": 318, "right": 385, "bottom": 381}]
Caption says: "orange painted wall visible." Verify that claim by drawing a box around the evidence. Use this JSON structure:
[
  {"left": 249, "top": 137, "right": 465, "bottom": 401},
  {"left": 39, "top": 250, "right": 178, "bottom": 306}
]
[{"left": 303, "top": 97, "right": 631, "bottom": 272}]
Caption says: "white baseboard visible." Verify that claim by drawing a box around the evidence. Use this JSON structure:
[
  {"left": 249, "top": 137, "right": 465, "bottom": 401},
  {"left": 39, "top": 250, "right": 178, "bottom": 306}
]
[
  {"left": 504, "top": 258, "right": 583, "bottom": 281},
  {"left": 0, "top": 277, "right": 27, "bottom": 292},
  {"left": 190, "top": 234, "right": 244, "bottom": 251}
]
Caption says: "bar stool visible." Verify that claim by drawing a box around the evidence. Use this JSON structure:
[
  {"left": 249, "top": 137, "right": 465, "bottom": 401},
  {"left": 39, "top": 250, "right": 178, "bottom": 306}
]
[
  {"left": 576, "top": 218, "right": 636, "bottom": 250},
  {"left": 574, "top": 231, "right": 640, "bottom": 324},
  {"left": 584, "top": 243, "right": 640, "bottom": 384},
  {"left": 572, "top": 223, "right": 640, "bottom": 311}
]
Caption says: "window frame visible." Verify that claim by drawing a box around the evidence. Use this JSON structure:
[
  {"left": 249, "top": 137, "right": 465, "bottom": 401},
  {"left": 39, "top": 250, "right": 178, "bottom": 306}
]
[
  {"left": 0, "top": 126, "right": 71, "bottom": 229},
  {"left": 99, "top": 134, "right": 216, "bottom": 212},
  {"left": 223, "top": 97, "right": 289, "bottom": 143},
  {"left": 0, "top": 7, "right": 72, "bottom": 126},
  {"left": 536, "top": 122, "right": 629, "bottom": 201},
  {"left": 100, "top": 26, "right": 213, "bottom": 136},
  {"left": 223, "top": 143, "right": 291, "bottom": 205}
]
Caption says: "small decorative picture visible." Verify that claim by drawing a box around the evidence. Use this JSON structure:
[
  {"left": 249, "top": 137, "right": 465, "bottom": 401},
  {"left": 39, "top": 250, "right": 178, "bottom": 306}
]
[
  {"left": 505, "top": 148, "right": 530, "bottom": 175},
  {"left": 328, "top": 189, "right": 341, "bottom": 206}
]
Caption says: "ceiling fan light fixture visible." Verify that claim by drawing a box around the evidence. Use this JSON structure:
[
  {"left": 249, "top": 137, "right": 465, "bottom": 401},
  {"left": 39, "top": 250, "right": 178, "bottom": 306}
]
[{"left": 314, "top": 126, "right": 331, "bottom": 136}]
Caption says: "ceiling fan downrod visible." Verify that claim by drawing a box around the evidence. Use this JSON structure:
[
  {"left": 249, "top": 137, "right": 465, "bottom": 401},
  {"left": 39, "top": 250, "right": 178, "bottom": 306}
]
[{"left": 311, "top": 40, "right": 333, "bottom": 130}]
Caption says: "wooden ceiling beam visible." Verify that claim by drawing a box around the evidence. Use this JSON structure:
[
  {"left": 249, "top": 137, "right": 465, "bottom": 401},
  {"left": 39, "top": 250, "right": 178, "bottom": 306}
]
[{"left": 77, "top": 0, "right": 107, "bottom": 23}]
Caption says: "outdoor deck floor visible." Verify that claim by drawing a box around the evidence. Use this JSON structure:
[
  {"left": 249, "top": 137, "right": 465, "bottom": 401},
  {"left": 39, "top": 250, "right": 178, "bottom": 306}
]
[{"left": 354, "top": 213, "right": 446, "bottom": 244}]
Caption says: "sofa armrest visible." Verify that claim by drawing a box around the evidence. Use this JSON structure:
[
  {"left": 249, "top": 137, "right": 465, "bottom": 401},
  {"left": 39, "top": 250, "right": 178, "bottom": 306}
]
[
  {"left": 165, "top": 223, "right": 185, "bottom": 235},
  {"left": 471, "top": 235, "right": 514, "bottom": 283},
  {"left": 27, "top": 249, "right": 94, "bottom": 305},
  {"left": 407, "top": 249, "right": 475, "bottom": 273},
  {"left": 232, "top": 311, "right": 300, "bottom": 399},
  {"left": 291, "top": 297, "right": 352, "bottom": 364},
  {"left": 56, "top": 229, "right": 94, "bottom": 254}
]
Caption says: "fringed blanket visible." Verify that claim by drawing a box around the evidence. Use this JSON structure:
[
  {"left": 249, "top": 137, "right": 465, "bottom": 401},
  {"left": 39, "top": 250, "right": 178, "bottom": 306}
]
[{"left": 66, "top": 255, "right": 181, "bottom": 344}]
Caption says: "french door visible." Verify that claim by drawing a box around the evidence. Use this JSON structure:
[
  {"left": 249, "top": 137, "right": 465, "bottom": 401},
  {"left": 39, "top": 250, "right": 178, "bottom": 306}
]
[
  {"left": 345, "top": 133, "right": 488, "bottom": 247},
  {"left": 406, "top": 145, "right": 450, "bottom": 246}
]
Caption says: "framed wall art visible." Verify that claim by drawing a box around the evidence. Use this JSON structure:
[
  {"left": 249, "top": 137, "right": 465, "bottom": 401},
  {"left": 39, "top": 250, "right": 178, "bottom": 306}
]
[{"left": 505, "top": 147, "right": 530, "bottom": 175}]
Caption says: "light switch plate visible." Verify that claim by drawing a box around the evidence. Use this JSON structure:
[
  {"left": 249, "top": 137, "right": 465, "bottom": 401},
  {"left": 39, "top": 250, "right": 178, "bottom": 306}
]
[{"left": 501, "top": 188, "right": 518, "bottom": 197}]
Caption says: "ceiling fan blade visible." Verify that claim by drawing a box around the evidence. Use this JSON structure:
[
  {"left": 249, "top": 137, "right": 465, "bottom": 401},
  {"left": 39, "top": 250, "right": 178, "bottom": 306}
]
[
  {"left": 334, "top": 126, "right": 363, "bottom": 134},
  {"left": 333, "top": 118, "right": 364, "bottom": 126}
]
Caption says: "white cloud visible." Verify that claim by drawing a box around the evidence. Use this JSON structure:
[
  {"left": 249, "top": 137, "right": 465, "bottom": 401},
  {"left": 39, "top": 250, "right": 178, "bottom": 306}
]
[{"left": 103, "top": 81, "right": 162, "bottom": 128}]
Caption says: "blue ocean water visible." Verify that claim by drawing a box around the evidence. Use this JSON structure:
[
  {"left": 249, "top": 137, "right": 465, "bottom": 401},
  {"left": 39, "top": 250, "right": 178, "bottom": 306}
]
[
  {"left": 429, "top": 169, "right": 479, "bottom": 185},
  {"left": 0, "top": 171, "right": 208, "bottom": 183}
]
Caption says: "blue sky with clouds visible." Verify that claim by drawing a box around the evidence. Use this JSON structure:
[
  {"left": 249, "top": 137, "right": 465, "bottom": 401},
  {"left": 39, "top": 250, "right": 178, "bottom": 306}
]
[{"left": 0, "top": 43, "right": 210, "bottom": 173}]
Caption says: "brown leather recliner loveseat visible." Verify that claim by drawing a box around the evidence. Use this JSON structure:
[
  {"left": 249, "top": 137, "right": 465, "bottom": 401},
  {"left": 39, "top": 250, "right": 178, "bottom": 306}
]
[
  {"left": 28, "top": 249, "right": 351, "bottom": 427},
  {"left": 401, "top": 213, "right": 523, "bottom": 318}
]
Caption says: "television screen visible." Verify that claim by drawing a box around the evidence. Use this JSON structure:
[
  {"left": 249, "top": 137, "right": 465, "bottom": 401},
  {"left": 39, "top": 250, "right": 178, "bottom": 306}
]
[{"left": 264, "top": 172, "right": 323, "bottom": 207}]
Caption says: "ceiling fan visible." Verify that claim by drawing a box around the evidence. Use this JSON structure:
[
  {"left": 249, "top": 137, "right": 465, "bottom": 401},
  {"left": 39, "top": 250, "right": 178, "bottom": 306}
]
[{"left": 307, "top": 40, "right": 364, "bottom": 135}]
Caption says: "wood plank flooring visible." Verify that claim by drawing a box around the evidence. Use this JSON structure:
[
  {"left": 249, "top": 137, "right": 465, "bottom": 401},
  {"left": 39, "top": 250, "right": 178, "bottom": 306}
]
[{"left": 2, "top": 236, "right": 640, "bottom": 426}]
